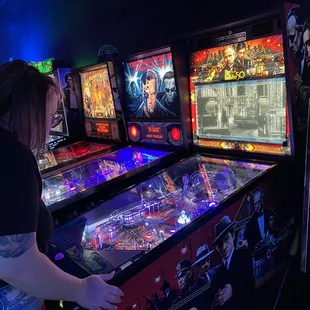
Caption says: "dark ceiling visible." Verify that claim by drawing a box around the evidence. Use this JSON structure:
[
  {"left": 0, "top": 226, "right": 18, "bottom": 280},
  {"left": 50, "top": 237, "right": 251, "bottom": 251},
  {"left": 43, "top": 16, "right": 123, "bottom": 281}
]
[{"left": 0, "top": 0, "right": 306, "bottom": 66}]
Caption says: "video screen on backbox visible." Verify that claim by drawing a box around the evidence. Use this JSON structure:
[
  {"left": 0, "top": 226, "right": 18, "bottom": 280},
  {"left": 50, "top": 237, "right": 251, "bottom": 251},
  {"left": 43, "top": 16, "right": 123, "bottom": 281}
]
[
  {"left": 80, "top": 65, "right": 116, "bottom": 119},
  {"left": 195, "top": 77, "right": 287, "bottom": 144},
  {"left": 125, "top": 52, "right": 179, "bottom": 119},
  {"left": 191, "top": 34, "right": 285, "bottom": 83}
]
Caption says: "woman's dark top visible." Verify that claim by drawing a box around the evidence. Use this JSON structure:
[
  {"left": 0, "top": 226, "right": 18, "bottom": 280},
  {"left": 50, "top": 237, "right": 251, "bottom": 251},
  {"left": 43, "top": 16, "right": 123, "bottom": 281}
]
[{"left": 0, "top": 127, "right": 54, "bottom": 286}]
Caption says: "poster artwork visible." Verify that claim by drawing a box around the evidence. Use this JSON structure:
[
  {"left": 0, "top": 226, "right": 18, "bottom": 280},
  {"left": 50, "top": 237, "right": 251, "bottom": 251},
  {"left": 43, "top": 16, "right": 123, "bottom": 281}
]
[{"left": 286, "top": 5, "right": 310, "bottom": 132}]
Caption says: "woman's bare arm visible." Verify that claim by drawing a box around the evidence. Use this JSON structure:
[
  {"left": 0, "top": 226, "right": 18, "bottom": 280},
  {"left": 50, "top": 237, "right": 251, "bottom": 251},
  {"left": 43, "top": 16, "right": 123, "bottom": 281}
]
[{"left": 0, "top": 232, "right": 82, "bottom": 301}]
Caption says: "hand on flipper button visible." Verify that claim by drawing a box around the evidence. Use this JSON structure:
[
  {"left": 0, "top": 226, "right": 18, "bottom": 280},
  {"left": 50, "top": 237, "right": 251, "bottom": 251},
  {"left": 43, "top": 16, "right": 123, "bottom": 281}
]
[{"left": 76, "top": 271, "right": 124, "bottom": 310}]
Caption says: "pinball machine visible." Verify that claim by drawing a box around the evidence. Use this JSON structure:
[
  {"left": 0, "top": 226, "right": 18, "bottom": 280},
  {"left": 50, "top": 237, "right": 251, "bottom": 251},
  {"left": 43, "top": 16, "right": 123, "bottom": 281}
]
[
  {"left": 301, "top": 29, "right": 310, "bottom": 275},
  {"left": 297, "top": 0, "right": 310, "bottom": 275},
  {"left": 302, "top": 114, "right": 310, "bottom": 274},
  {"left": 45, "top": 3, "right": 309, "bottom": 309},
  {"left": 42, "top": 48, "right": 187, "bottom": 222},
  {"left": 29, "top": 58, "right": 71, "bottom": 148},
  {"left": 29, "top": 58, "right": 116, "bottom": 179},
  {"left": 124, "top": 47, "right": 185, "bottom": 150}
]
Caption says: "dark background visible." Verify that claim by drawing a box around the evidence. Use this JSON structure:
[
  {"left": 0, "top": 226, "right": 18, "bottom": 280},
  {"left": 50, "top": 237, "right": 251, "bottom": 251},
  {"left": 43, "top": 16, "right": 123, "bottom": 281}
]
[{"left": 0, "top": 0, "right": 307, "bottom": 67}]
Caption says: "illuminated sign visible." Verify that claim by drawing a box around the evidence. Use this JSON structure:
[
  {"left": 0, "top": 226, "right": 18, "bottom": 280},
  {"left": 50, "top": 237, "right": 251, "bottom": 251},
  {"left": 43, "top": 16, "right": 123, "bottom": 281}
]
[
  {"left": 216, "top": 32, "right": 246, "bottom": 46},
  {"left": 28, "top": 58, "right": 54, "bottom": 74}
]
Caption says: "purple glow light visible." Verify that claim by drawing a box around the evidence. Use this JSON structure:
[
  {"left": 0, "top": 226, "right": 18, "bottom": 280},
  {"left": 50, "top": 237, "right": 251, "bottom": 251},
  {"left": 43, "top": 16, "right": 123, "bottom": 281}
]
[
  {"left": 54, "top": 253, "right": 64, "bottom": 261},
  {"left": 170, "top": 229, "right": 176, "bottom": 233}
]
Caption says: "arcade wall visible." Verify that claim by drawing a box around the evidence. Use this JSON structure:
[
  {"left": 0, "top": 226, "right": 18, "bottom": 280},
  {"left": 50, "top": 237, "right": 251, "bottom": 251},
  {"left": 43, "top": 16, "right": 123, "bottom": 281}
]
[{"left": 0, "top": 0, "right": 301, "bottom": 67}]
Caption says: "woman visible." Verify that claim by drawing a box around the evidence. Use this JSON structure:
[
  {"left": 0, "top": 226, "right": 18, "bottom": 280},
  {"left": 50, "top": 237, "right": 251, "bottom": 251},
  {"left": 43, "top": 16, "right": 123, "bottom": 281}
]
[{"left": 0, "top": 60, "right": 123, "bottom": 310}]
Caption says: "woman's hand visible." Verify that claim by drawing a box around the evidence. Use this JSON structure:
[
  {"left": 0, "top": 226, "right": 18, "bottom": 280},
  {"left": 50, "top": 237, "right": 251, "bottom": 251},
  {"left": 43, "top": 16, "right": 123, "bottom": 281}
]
[
  {"left": 0, "top": 233, "right": 123, "bottom": 306},
  {"left": 76, "top": 272, "right": 124, "bottom": 310}
]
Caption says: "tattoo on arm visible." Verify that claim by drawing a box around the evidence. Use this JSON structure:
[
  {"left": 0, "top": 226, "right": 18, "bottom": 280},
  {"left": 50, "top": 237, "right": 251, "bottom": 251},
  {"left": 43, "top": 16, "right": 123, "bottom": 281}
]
[{"left": 0, "top": 233, "right": 35, "bottom": 258}]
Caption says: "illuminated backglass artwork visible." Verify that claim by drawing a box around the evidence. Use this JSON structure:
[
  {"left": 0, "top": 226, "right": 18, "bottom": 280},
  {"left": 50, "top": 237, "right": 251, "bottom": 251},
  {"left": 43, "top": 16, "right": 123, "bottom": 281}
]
[
  {"left": 124, "top": 52, "right": 179, "bottom": 119},
  {"left": 80, "top": 65, "right": 116, "bottom": 119},
  {"left": 189, "top": 34, "right": 291, "bottom": 156}
]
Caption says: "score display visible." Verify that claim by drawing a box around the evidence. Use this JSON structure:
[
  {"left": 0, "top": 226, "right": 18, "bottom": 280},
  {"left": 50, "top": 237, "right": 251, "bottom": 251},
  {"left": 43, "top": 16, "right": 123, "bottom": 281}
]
[
  {"left": 95, "top": 122, "right": 111, "bottom": 135},
  {"left": 85, "top": 120, "right": 119, "bottom": 140},
  {"left": 128, "top": 122, "right": 183, "bottom": 146},
  {"left": 143, "top": 125, "right": 167, "bottom": 140}
]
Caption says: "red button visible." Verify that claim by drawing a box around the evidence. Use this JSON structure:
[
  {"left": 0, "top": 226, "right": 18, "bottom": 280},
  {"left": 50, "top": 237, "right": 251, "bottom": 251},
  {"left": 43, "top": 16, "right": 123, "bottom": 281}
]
[
  {"left": 130, "top": 125, "right": 138, "bottom": 138},
  {"left": 171, "top": 127, "right": 181, "bottom": 142}
]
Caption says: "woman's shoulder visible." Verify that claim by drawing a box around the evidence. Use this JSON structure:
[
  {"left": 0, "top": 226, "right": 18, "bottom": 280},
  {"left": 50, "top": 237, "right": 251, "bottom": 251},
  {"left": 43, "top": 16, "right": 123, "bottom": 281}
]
[{"left": 0, "top": 127, "right": 37, "bottom": 172}]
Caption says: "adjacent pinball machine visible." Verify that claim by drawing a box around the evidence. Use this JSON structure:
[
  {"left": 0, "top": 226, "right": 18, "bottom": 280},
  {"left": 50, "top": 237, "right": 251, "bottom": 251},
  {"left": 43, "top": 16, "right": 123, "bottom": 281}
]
[
  {"left": 301, "top": 43, "right": 310, "bottom": 275},
  {"left": 294, "top": 1, "right": 310, "bottom": 276},
  {"left": 42, "top": 48, "right": 187, "bottom": 223},
  {"left": 124, "top": 47, "right": 185, "bottom": 150},
  {"left": 29, "top": 58, "right": 71, "bottom": 147},
  {"left": 45, "top": 4, "right": 309, "bottom": 309},
  {"left": 30, "top": 58, "right": 115, "bottom": 179},
  {"left": 302, "top": 111, "right": 310, "bottom": 274}
]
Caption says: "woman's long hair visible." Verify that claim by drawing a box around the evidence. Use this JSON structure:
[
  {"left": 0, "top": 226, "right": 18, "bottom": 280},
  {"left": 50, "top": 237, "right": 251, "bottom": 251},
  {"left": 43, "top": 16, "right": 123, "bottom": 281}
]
[{"left": 0, "top": 60, "right": 62, "bottom": 150}]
